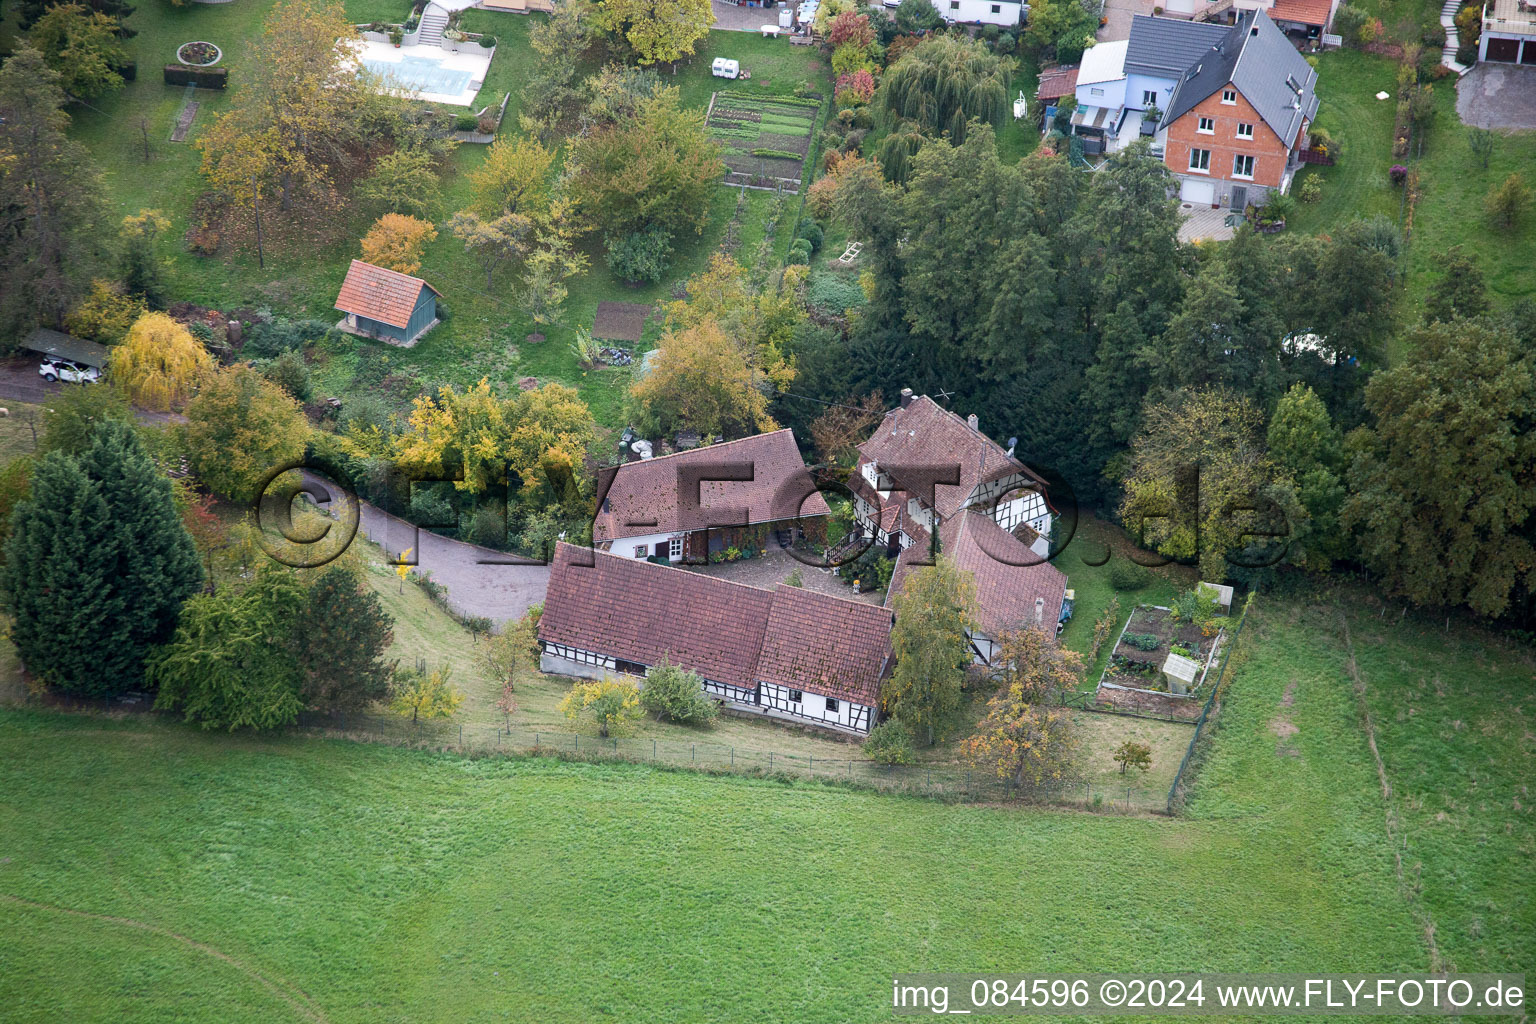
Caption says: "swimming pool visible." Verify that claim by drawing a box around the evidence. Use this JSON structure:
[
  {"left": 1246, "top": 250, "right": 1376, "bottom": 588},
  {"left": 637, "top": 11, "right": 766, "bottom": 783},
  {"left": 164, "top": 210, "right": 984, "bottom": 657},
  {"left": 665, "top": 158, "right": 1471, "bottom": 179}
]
[{"left": 361, "top": 54, "right": 474, "bottom": 97}]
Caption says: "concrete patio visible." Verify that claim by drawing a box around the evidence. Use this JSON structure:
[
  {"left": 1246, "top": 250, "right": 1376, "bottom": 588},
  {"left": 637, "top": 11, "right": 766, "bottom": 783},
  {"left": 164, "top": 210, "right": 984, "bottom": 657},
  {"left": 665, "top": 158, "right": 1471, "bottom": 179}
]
[{"left": 1177, "top": 204, "right": 1238, "bottom": 242}]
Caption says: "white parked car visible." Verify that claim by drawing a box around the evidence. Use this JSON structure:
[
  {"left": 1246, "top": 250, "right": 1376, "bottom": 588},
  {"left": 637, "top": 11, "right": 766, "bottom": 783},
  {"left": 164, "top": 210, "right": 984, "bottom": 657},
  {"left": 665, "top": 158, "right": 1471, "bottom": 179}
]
[{"left": 39, "top": 358, "right": 100, "bottom": 384}]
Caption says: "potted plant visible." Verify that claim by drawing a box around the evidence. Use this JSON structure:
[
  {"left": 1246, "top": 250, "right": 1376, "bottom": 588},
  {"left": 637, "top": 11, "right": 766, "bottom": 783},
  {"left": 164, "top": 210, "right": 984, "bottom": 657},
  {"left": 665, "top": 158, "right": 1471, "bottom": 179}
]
[{"left": 389, "top": 28, "right": 403, "bottom": 46}]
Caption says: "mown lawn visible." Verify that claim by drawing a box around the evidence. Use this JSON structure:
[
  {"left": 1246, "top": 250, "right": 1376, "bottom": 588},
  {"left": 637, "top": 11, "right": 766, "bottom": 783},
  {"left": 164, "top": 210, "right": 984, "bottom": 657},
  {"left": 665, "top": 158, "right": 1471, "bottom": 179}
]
[
  {"left": 59, "top": 0, "right": 831, "bottom": 430},
  {"left": 0, "top": 586, "right": 1458, "bottom": 1024},
  {"left": 1284, "top": 49, "right": 1536, "bottom": 346}
]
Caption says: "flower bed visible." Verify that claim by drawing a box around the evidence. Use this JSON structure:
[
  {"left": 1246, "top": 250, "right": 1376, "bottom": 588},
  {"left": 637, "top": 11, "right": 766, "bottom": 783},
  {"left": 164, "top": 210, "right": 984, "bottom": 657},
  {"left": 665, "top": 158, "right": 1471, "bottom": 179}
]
[
  {"left": 706, "top": 91, "right": 819, "bottom": 193},
  {"left": 176, "top": 41, "right": 222, "bottom": 66}
]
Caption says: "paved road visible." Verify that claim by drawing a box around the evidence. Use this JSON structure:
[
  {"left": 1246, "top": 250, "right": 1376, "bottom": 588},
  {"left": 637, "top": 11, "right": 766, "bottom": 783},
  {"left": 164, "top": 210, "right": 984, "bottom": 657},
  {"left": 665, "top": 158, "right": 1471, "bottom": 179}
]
[{"left": 297, "top": 472, "right": 549, "bottom": 625}]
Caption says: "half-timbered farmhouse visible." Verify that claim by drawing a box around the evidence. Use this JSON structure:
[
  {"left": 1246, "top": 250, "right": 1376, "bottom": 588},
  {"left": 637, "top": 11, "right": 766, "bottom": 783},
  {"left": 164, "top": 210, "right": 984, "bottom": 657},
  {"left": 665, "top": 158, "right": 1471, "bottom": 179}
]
[
  {"left": 593, "top": 428, "right": 830, "bottom": 562},
  {"left": 852, "top": 390, "right": 1071, "bottom": 665},
  {"left": 538, "top": 542, "right": 892, "bottom": 735}
]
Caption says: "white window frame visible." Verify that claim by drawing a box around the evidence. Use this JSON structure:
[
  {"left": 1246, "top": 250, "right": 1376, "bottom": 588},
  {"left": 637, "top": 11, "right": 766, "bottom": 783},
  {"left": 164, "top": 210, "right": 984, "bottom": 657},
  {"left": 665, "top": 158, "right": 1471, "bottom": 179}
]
[
  {"left": 1221, "top": 89, "right": 1237, "bottom": 105},
  {"left": 1232, "top": 154, "right": 1254, "bottom": 179},
  {"left": 1188, "top": 148, "right": 1211, "bottom": 173},
  {"left": 1197, "top": 116, "right": 1214, "bottom": 134},
  {"left": 1142, "top": 89, "right": 1158, "bottom": 106},
  {"left": 1236, "top": 122, "right": 1254, "bottom": 139}
]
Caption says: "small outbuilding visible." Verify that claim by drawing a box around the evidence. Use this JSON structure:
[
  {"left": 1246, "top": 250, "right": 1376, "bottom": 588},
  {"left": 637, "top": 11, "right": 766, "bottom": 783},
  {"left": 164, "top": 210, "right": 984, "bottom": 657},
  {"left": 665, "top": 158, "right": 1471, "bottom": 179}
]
[
  {"left": 22, "top": 328, "right": 110, "bottom": 370},
  {"left": 333, "top": 260, "right": 441, "bottom": 348},
  {"left": 1161, "top": 652, "right": 1201, "bottom": 696}
]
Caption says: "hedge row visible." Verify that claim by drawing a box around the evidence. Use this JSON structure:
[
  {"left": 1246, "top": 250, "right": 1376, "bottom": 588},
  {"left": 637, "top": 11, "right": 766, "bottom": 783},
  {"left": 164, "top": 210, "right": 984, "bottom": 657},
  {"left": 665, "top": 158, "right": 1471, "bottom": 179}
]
[{"left": 163, "top": 64, "right": 228, "bottom": 88}]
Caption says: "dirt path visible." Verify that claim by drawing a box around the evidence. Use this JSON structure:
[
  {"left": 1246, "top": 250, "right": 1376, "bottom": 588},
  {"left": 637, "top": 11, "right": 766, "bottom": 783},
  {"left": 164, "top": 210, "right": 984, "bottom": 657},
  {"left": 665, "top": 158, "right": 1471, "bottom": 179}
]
[
  {"left": 0, "top": 892, "right": 330, "bottom": 1023},
  {"left": 0, "top": 357, "right": 186, "bottom": 425}
]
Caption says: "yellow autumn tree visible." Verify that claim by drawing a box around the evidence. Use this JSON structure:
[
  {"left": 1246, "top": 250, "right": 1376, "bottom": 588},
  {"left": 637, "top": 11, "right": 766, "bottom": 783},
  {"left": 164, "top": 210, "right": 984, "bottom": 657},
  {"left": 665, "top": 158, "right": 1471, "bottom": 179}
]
[
  {"left": 628, "top": 319, "right": 779, "bottom": 440},
  {"left": 195, "top": 0, "right": 365, "bottom": 210},
  {"left": 467, "top": 136, "right": 556, "bottom": 217},
  {"left": 359, "top": 213, "right": 438, "bottom": 274},
  {"left": 110, "top": 312, "right": 215, "bottom": 411},
  {"left": 589, "top": 0, "right": 713, "bottom": 64},
  {"left": 182, "top": 365, "right": 311, "bottom": 503},
  {"left": 393, "top": 379, "right": 596, "bottom": 499},
  {"left": 962, "top": 628, "right": 1083, "bottom": 791}
]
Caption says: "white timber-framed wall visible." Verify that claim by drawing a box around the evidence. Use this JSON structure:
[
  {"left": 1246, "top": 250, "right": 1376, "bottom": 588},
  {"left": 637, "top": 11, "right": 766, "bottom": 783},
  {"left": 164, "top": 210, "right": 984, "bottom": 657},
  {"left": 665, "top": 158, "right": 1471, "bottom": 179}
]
[{"left": 759, "top": 681, "right": 874, "bottom": 733}]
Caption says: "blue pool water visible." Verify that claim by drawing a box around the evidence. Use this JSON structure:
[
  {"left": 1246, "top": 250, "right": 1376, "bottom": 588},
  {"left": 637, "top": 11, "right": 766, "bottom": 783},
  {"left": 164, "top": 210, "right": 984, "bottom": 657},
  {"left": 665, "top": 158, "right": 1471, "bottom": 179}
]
[{"left": 362, "top": 55, "right": 473, "bottom": 96}]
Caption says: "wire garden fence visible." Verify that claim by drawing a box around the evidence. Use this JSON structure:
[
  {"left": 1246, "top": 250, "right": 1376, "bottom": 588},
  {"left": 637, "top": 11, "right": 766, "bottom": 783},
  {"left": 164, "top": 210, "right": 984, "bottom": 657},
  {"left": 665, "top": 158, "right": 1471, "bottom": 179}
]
[
  {"left": 288, "top": 711, "right": 1170, "bottom": 812},
  {"left": 1164, "top": 591, "right": 1256, "bottom": 815}
]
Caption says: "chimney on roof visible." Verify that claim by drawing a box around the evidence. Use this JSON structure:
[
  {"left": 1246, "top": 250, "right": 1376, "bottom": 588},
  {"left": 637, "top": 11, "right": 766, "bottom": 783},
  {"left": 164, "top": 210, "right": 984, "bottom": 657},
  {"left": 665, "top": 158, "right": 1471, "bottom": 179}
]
[
  {"left": 967, "top": 413, "right": 979, "bottom": 431},
  {"left": 1034, "top": 597, "right": 1045, "bottom": 625},
  {"left": 899, "top": 388, "right": 914, "bottom": 409}
]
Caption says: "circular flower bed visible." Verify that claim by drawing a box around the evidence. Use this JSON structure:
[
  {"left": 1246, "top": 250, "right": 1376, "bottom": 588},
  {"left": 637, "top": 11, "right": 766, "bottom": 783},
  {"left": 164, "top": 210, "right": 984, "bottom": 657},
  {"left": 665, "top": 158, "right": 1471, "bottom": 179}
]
[{"left": 176, "top": 41, "right": 222, "bottom": 66}]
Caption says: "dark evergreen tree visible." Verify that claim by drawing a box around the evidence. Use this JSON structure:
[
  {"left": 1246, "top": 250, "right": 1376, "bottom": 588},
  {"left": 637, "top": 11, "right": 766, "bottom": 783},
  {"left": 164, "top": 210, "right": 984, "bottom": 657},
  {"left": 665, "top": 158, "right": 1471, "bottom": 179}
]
[
  {"left": 2, "top": 453, "right": 122, "bottom": 695},
  {"left": 2, "top": 421, "right": 201, "bottom": 697},
  {"left": 294, "top": 565, "right": 397, "bottom": 713}
]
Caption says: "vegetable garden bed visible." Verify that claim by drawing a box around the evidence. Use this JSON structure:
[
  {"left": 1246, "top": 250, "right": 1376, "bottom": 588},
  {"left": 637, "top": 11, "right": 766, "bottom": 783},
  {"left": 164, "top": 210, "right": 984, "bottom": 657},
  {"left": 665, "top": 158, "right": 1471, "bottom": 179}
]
[
  {"left": 706, "top": 91, "right": 819, "bottom": 194},
  {"left": 1097, "top": 605, "right": 1223, "bottom": 696}
]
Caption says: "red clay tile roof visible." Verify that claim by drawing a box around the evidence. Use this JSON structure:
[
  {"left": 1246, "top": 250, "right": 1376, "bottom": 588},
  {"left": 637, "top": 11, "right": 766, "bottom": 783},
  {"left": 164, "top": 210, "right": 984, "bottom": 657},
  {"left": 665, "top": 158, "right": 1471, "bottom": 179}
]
[
  {"left": 942, "top": 511, "right": 1068, "bottom": 637},
  {"left": 594, "top": 429, "right": 830, "bottom": 543},
  {"left": 757, "top": 585, "right": 892, "bottom": 705},
  {"left": 539, "top": 543, "right": 892, "bottom": 705},
  {"left": 885, "top": 511, "right": 1067, "bottom": 638},
  {"left": 540, "top": 542, "right": 772, "bottom": 689},
  {"left": 334, "top": 260, "right": 440, "bottom": 329},
  {"left": 1036, "top": 64, "right": 1080, "bottom": 102},
  {"left": 856, "top": 396, "right": 1045, "bottom": 522},
  {"left": 1269, "top": 0, "right": 1332, "bottom": 27}
]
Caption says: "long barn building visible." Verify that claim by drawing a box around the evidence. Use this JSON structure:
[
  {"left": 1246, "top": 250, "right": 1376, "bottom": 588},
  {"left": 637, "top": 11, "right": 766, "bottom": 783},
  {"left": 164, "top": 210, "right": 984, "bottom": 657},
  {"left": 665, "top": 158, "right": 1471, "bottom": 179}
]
[{"left": 538, "top": 542, "right": 893, "bottom": 735}]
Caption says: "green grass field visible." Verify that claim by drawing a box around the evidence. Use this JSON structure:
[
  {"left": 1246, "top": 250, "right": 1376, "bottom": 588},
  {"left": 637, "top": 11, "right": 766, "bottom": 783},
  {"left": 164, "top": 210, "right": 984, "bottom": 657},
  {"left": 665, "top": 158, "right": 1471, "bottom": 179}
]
[{"left": 2, "top": 574, "right": 1531, "bottom": 1021}]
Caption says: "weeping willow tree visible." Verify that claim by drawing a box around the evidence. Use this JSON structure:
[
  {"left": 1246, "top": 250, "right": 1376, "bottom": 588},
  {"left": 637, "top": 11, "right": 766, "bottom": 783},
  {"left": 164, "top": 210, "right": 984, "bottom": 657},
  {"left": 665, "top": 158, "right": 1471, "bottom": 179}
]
[
  {"left": 875, "top": 35, "right": 1012, "bottom": 151},
  {"left": 876, "top": 121, "right": 928, "bottom": 185}
]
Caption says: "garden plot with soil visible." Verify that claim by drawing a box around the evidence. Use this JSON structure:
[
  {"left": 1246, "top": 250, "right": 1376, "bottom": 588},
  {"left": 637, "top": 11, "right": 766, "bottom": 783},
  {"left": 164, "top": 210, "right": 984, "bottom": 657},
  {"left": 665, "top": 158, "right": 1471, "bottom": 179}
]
[
  {"left": 706, "top": 92, "right": 819, "bottom": 192},
  {"left": 1094, "top": 605, "right": 1224, "bottom": 722}
]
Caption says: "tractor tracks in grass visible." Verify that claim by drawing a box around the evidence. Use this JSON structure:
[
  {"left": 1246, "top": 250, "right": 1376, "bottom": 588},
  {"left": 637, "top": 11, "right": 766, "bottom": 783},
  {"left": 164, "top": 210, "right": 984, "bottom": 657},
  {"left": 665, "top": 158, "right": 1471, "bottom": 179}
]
[
  {"left": 0, "top": 892, "right": 330, "bottom": 1023},
  {"left": 1336, "top": 610, "right": 1446, "bottom": 973}
]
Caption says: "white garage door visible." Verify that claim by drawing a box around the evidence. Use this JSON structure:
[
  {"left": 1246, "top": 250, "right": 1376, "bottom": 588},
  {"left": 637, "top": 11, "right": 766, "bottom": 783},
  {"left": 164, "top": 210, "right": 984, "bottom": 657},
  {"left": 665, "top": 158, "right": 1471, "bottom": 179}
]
[{"left": 1180, "top": 178, "right": 1215, "bottom": 205}]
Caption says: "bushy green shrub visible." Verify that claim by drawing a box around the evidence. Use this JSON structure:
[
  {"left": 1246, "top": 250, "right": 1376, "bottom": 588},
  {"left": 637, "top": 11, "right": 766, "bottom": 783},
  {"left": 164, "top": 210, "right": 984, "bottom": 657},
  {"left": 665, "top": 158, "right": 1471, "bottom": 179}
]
[
  {"left": 806, "top": 274, "right": 866, "bottom": 314},
  {"left": 1120, "top": 633, "right": 1161, "bottom": 652},
  {"left": 863, "top": 719, "right": 916, "bottom": 764},
  {"left": 605, "top": 225, "right": 674, "bottom": 284},
  {"left": 410, "top": 481, "right": 457, "bottom": 529},
  {"left": 244, "top": 317, "right": 334, "bottom": 359},
  {"left": 639, "top": 661, "right": 719, "bottom": 726},
  {"left": 796, "top": 219, "right": 824, "bottom": 252},
  {"left": 1108, "top": 560, "right": 1152, "bottom": 591},
  {"left": 454, "top": 113, "right": 478, "bottom": 132},
  {"left": 261, "top": 350, "right": 312, "bottom": 402},
  {"left": 786, "top": 238, "right": 813, "bottom": 265},
  {"left": 478, "top": 34, "right": 496, "bottom": 46},
  {"left": 466, "top": 504, "right": 507, "bottom": 548}
]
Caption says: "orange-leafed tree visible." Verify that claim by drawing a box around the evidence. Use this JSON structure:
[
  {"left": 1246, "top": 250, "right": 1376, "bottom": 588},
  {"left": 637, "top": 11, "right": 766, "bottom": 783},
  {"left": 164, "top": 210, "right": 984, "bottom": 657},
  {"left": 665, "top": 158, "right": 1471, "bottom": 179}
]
[
  {"left": 962, "top": 627, "right": 1083, "bottom": 790},
  {"left": 359, "top": 213, "right": 438, "bottom": 274}
]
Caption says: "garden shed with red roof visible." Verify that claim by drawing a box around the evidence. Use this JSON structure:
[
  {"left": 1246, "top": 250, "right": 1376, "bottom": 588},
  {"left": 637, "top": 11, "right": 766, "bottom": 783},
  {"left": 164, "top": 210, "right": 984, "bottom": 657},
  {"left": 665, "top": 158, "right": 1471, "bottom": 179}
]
[{"left": 334, "top": 259, "right": 441, "bottom": 347}]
